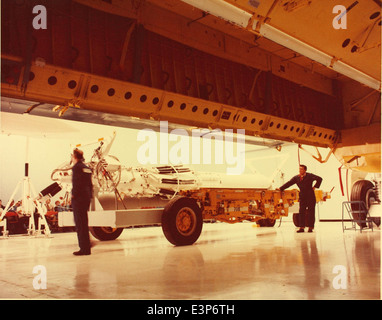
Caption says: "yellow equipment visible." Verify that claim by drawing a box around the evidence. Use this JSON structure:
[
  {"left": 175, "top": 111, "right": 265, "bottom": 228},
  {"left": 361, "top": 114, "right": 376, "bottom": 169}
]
[{"left": 180, "top": 187, "right": 329, "bottom": 225}]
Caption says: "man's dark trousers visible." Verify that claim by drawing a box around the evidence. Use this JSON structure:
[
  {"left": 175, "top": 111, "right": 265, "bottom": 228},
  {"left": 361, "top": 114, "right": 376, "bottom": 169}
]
[
  {"left": 298, "top": 197, "right": 316, "bottom": 228},
  {"left": 72, "top": 199, "right": 91, "bottom": 254}
]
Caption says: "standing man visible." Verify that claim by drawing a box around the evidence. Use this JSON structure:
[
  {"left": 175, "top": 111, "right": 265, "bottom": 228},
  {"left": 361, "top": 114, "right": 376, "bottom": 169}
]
[
  {"left": 71, "top": 148, "right": 93, "bottom": 255},
  {"left": 279, "top": 164, "right": 322, "bottom": 233}
]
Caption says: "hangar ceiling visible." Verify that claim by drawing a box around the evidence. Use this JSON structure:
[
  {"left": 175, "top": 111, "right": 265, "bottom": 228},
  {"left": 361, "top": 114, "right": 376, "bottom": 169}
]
[{"left": 1, "top": 0, "right": 381, "bottom": 171}]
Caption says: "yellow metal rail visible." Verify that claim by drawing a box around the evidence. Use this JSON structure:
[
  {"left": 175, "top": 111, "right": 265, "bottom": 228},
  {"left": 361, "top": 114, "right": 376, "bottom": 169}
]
[{"left": 2, "top": 55, "right": 338, "bottom": 148}]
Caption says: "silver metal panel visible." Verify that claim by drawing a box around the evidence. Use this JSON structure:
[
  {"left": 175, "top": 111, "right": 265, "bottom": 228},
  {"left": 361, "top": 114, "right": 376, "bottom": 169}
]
[
  {"left": 115, "top": 208, "right": 163, "bottom": 227},
  {"left": 58, "top": 208, "right": 163, "bottom": 228},
  {"left": 58, "top": 211, "right": 75, "bottom": 227}
]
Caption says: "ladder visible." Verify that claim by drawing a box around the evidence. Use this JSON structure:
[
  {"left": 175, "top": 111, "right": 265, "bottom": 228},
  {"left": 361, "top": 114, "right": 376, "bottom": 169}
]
[{"left": 342, "top": 201, "right": 373, "bottom": 233}]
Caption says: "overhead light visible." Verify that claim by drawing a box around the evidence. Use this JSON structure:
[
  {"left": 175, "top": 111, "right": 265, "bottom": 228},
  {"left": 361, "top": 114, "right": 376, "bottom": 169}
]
[
  {"left": 180, "top": 0, "right": 252, "bottom": 28},
  {"left": 331, "top": 60, "right": 381, "bottom": 90},
  {"left": 257, "top": 24, "right": 333, "bottom": 67},
  {"left": 181, "top": 0, "right": 381, "bottom": 91},
  {"left": 257, "top": 23, "right": 381, "bottom": 90}
]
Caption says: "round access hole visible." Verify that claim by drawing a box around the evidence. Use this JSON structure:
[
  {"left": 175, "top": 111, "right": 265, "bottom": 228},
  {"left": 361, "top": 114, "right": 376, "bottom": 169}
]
[
  {"left": 91, "top": 85, "right": 99, "bottom": 93},
  {"left": 48, "top": 76, "right": 57, "bottom": 85},
  {"left": 370, "top": 12, "right": 380, "bottom": 20},
  {"left": 342, "top": 38, "right": 351, "bottom": 48},
  {"left": 68, "top": 80, "right": 77, "bottom": 89},
  {"left": 107, "top": 88, "right": 115, "bottom": 96},
  {"left": 124, "top": 92, "right": 132, "bottom": 100}
]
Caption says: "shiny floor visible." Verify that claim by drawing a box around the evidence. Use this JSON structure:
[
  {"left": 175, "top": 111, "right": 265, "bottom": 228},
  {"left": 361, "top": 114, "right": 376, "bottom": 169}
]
[{"left": 0, "top": 221, "right": 379, "bottom": 300}]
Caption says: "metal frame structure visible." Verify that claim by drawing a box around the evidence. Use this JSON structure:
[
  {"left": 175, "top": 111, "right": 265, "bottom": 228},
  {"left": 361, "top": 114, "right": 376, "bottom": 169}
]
[{"left": 341, "top": 200, "right": 374, "bottom": 233}]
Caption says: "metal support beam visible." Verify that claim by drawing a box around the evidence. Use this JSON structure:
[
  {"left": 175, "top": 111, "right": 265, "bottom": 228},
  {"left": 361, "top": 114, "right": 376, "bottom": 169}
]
[{"left": 1, "top": 58, "right": 339, "bottom": 148}]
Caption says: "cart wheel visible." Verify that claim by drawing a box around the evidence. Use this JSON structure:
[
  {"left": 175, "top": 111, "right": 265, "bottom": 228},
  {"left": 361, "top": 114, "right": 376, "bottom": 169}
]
[
  {"left": 292, "top": 212, "right": 310, "bottom": 227},
  {"left": 350, "top": 180, "right": 375, "bottom": 228},
  {"left": 162, "top": 197, "right": 203, "bottom": 246},
  {"left": 293, "top": 213, "right": 299, "bottom": 227},
  {"left": 256, "top": 218, "right": 276, "bottom": 227},
  {"left": 266, "top": 218, "right": 276, "bottom": 227},
  {"left": 89, "top": 226, "right": 124, "bottom": 241},
  {"left": 256, "top": 219, "right": 266, "bottom": 227}
]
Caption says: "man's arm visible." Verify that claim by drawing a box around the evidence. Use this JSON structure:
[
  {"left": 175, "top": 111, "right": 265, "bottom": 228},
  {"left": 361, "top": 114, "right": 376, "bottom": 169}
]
[
  {"left": 311, "top": 173, "right": 323, "bottom": 189},
  {"left": 279, "top": 176, "right": 298, "bottom": 191}
]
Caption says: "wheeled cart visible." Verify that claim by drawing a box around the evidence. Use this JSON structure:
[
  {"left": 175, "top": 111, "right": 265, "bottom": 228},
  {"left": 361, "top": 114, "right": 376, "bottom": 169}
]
[
  {"left": 58, "top": 187, "right": 310, "bottom": 246},
  {"left": 54, "top": 134, "right": 331, "bottom": 246}
]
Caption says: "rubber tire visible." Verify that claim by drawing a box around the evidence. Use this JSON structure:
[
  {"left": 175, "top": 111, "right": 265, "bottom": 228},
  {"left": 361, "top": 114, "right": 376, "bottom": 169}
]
[
  {"left": 350, "top": 180, "right": 375, "bottom": 228},
  {"left": 257, "top": 218, "right": 276, "bottom": 227},
  {"left": 161, "top": 197, "right": 203, "bottom": 246},
  {"left": 292, "top": 212, "right": 309, "bottom": 228},
  {"left": 292, "top": 213, "right": 299, "bottom": 227},
  {"left": 89, "top": 226, "right": 124, "bottom": 241}
]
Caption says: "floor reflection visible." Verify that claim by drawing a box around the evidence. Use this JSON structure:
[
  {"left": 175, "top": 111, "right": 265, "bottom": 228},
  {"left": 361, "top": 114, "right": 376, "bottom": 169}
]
[{"left": 0, "top": 222, "right": 379, "bottom": 299}]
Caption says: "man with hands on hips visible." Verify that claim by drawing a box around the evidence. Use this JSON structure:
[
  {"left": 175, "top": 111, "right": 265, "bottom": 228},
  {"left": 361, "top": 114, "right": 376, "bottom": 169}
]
[{"left": 277, "top": 164, "right": 322, "bottom": 233}]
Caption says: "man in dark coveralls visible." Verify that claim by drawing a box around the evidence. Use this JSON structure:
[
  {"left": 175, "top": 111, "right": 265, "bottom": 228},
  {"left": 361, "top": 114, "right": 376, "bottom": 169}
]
[
  {"left": 71, "top": 149, "right": 93, "bottom": 255},
  {"left": 278, "top": 164, "right": 322, "bottom": 233}
]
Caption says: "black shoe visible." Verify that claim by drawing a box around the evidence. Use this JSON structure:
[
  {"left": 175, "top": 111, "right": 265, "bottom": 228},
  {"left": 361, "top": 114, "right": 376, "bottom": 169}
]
[
  {"left": 73, "top": 250, "right": 91, "bottom": 256},
  {"left": 296, "top": 228, "right": 305, "bottom": 233},
  {"left": 308, "top": 228, "right": 313, "bottom": 233}
]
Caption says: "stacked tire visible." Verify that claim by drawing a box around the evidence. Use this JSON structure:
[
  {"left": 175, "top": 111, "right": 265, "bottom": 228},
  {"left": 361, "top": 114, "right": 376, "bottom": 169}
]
[{"left": 350, "top": 180, "right": 380, "bottom": 227}]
